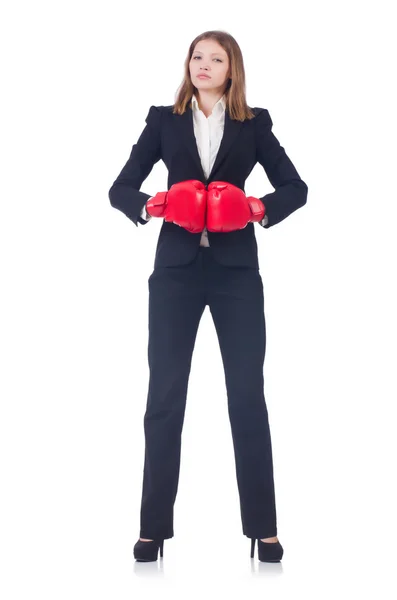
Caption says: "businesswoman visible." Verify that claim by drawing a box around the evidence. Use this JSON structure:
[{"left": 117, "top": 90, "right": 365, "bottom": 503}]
[{"left": 108, "top": 30, "right": 308, "bottom": 563}]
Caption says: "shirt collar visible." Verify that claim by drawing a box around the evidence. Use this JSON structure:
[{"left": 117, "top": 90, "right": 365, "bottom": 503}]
[{"left": 191, "top": 93, "right": 226, "bottom": 117}]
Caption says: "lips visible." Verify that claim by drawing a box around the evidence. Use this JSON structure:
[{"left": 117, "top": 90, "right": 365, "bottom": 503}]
[{"left": 197, "top": 74, "right": 211, "bottom": 79}]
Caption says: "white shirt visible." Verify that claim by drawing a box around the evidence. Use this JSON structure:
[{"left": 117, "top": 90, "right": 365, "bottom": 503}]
[{"left": 140, "top": 94, "right": 267, "bottom": 244}]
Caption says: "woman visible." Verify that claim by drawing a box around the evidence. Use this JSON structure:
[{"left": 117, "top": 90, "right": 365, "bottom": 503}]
[{"left": 108, "top": 30, "right": 308, "bottom": 563}]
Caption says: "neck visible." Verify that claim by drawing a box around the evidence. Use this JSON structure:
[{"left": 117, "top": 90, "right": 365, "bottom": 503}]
[{"left": 195, "top": 90, "right": 224, "bottom": 116}]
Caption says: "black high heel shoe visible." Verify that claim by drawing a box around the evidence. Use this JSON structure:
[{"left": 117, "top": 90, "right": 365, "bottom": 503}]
[
  {"left": 250, "top": 538, "right": 284, "bottom": 562},
  {"left": 133, "top": 538, "right": 164, "bottom": 562}
]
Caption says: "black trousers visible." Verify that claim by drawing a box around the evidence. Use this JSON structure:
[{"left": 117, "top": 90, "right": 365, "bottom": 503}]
[{"left": 140, "top": 246, "right": 278, "bottom": 540}]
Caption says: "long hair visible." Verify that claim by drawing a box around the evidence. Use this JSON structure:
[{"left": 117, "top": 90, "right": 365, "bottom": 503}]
[{"left": 173, "top": 30, "right": 255, "bottom": 122}]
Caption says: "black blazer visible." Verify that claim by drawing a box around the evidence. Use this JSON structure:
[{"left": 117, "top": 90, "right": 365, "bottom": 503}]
[{"left": 108, "top": 103, "right": 308, "bottom": 269}]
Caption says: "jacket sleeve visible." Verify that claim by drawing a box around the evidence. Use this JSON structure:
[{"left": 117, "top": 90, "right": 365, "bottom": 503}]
[
  {"left": 108, "top": 106, "right": 162, "bottom": 227},
  {"left": 255, "top": 108, "right": 308, "bottom": 228}
]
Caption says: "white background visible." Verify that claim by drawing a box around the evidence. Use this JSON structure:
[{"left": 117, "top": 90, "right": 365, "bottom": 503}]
[{"left": 1, "top": 0, "right": 396, "bottom": 597}]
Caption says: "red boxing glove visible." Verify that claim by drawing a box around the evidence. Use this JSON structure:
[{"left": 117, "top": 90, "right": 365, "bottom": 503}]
[
  {"left": 206, "top": 181, "right": 265, "bottom": 232},
  {"left": 146, "top": 180, "right": 207, "bottom": 233}
]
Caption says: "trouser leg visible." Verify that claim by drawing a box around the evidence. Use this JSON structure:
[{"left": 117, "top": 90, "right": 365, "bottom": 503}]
[
  {"left": 140, "top": 260, "right": 206, "bottom": 540},
  {"left": 206, "top": 257, "right": 278, "bottom": 538}
]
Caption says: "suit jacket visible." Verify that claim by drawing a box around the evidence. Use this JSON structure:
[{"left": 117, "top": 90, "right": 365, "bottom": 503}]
[{"left": 108, "top": 103, "right": 308, "bottom": 269}]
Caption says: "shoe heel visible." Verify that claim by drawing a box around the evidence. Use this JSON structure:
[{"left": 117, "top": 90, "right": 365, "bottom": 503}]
[
  {"left": 133, "top": 538, "right": 165, "bottom": 562},
  {"left": 250, "top": 538, "right": 284, "bottom": 562}
]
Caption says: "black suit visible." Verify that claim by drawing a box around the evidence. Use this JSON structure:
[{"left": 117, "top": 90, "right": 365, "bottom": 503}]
[
  {"left": 108, "top": 104, "right": 308, "bottom": 268},
  {"left": 108, "top": 103, "right": 308, "bottom": 541}
]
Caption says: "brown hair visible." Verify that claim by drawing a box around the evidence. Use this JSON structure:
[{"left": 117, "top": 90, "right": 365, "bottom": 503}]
[{"left": 173, "top": 30, "right": 255, "bottom": 122}]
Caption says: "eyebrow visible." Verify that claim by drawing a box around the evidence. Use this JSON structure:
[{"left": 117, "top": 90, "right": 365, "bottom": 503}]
[{"left": 193, "top": 50, "right": 225, "bottom": 57}]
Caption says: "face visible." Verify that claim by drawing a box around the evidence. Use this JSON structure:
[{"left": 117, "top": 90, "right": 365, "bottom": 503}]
[{"left": 189, "top": 39, "right": 230, "bottom": 93}]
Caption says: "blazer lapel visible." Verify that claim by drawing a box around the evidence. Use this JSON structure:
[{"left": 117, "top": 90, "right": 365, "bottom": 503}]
[{"left": 173, "top": 105, "right": 244, "bottom": 183}]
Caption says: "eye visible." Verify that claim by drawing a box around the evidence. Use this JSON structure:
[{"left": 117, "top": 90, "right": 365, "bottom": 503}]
[{"left": 193, "top": 56, "right": 222, "bottom": 62}]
